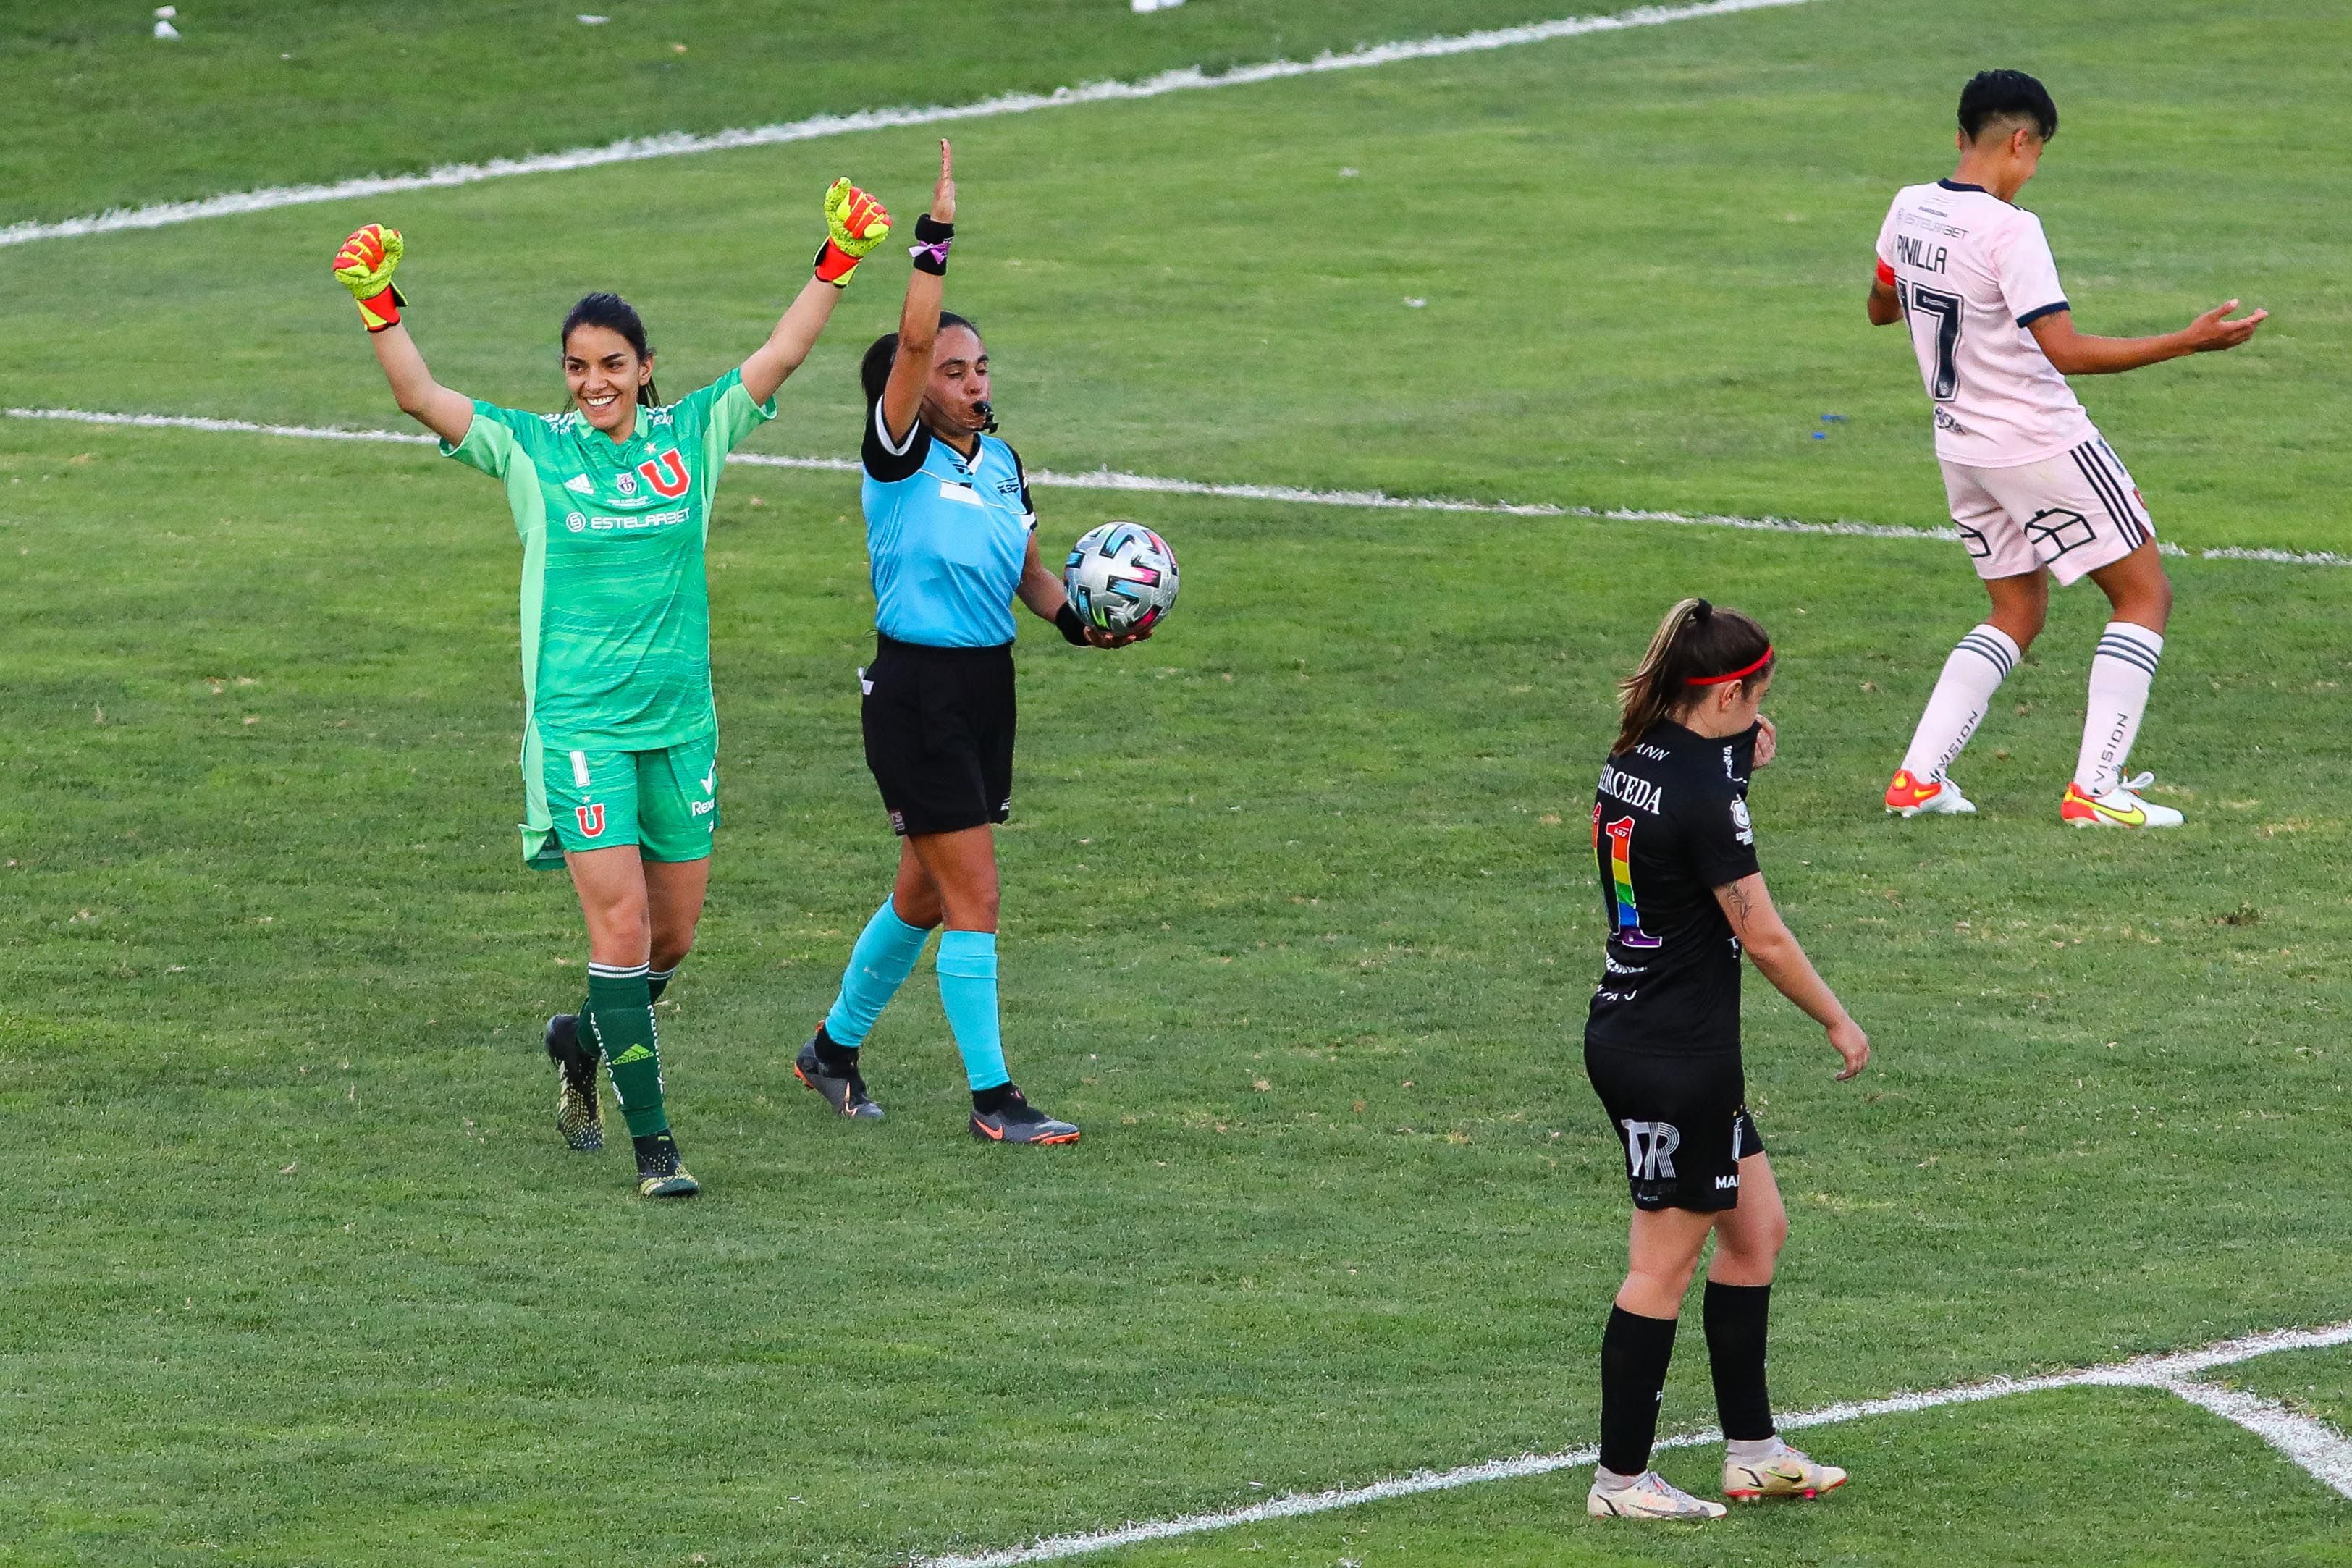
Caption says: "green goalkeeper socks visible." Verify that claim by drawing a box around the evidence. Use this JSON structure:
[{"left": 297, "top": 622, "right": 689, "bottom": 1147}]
[{"left": 586, "top": 962, "right": 670, "bottom": 1138}]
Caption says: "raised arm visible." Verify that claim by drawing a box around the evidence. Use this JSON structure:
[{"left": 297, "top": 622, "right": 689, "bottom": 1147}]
[
  {"left": 333, "top": 226, "right": 473, "bottom": 446},
  {"left": 367, "top": 323, "right": 474, "bottom": 447},
  {"left": 880, "top": 140, "right": 957, "bottom": 445},
  {"left": 2028, "top": 300, "right": 2267, "bottom": 376},
  {"left": 1713, "top": 871, "right": 1870, "bottom": 1079},
  {"left": 740, "top": 180, "right": 893, "bottom": 405}
]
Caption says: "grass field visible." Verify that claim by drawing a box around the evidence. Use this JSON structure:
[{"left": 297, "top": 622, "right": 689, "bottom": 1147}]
[{"left": 4, "top": 2, "right": 2350, "bottom": 1564}]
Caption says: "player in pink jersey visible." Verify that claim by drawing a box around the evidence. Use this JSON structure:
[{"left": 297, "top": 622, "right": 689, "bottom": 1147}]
[{"left": 1868, "top": 70, "right": 2265, "bottom": 828}]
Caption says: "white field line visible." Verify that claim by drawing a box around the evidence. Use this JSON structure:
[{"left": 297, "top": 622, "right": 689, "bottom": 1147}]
[
  {"left": 2157, "top": 1378, "right": 2352, "bottom": 1500},
  {"left": 913, "top": 1320, "right": 2352, "bottom": 1568},
  {"left": 0, "top": 0, "right": 1815, "bottom": 251},
  {"left": 7, "top": 404, "right": 2343, "bottom": 569}
]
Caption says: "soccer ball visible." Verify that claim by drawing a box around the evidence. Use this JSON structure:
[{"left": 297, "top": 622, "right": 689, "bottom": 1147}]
[{"left": 1063, "top": 522, "right": 1179, "bottom": 636}]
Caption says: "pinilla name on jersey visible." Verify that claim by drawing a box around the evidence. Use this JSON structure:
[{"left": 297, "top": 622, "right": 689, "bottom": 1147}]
[
  {"left": 1598, "top": 762, "right": 1665, "bottom": 815},
  {"left": 1894, "top": 234, "right": 1950, "bottom": 274}
]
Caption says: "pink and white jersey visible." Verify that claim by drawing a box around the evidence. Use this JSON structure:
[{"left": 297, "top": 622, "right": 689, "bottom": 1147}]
[{"left": 1876, "top": 180, "right": 2096, "bottom": 468}]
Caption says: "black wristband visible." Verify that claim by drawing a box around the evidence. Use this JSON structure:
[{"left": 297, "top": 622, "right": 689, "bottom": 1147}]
[
  {"left": 1055, "top": 601, "right": 1091, "bottom": 646},
  {"left": 909, "top": 212, "right": 953, "bottom": 276}
]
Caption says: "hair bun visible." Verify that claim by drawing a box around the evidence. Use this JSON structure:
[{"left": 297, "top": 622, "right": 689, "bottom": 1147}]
[{"left": 1692, "top": 599, "right": 1714, "bottom": 622}]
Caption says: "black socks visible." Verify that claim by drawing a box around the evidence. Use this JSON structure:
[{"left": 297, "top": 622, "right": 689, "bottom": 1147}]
[
  {"left": 811, "top": 1022, "right": 860, "bottom": 1075},
  {"left": 1598, "top": 1304, "right": 1679, "bottom": 1476},
  {"left": 1703, "top": 1280, "right": 1775, "bottom": 1442}
]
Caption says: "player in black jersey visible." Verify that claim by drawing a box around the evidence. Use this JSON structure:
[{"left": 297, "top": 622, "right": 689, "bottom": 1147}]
[{"left": 1581, "top": 599, "right": 1872, "bottom": 1523}]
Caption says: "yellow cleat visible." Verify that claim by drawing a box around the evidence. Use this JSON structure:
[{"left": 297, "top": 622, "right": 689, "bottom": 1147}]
[
  {"left": 2060, "top": 772, "right": 2183, "bottom": 828},
  {"left": 1723, "top": 1445, "right": 1848, "bottom": 1502}
]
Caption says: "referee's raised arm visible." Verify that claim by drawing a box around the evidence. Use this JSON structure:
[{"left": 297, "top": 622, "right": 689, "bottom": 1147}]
[{"left": 879, "top": 140, "right": 958, "bottom": 447}]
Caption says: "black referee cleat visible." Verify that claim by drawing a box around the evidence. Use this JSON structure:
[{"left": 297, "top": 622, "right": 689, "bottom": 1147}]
[
  {"left": 969, "top": 1084, "right": 1080, "bottom": 1145},
  {"left": 794, "top": 1026, "right": 883, "bottom": 1120},
  {"left": 544, "top": 1013, "right": 603, "bottom": 1152}
]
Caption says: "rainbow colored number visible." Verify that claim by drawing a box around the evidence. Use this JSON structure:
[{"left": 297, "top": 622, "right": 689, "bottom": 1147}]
[{"left": 1602, "top": 813, "right": 1662, "bottom": 948}]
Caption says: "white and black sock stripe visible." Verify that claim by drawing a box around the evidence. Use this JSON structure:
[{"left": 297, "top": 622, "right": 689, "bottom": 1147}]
[
  {"left": 2069, "top": 441, "right": 2148, "bottom": 548},
  {"left": 2094, "top": 628, "right": 2163, "bottom": 679},
  {"left": 1955, "top": 630, "right": 2018, "bottom": 678},
  {"left": 587, "top": 961, "right": 651, "bottom": 981}
]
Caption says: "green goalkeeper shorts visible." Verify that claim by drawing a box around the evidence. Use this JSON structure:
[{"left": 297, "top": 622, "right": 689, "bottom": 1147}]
[{"left": 522, "top": 733, "right": 720, "bottom": 869}]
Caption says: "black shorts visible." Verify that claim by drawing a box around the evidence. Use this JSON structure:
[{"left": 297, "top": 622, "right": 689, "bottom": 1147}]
[
  {"left": 860, "top": 635, "right": 1016, "bottom": 838},
  {"left": 1584, "top": 1037, "right": 1763, "bottom": 1213}
]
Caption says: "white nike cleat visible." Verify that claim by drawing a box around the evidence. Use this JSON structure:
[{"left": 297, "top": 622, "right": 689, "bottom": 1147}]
[
  {"left": 1586, "top": 1471, "right": 1729, "bottom": 1520},
  {"left": 2060, "top": 771, "right": 2183, "bottom": 829},
  {"left": 1723, "top": 1444, "right": 1849, "bottom": 1501},
  {"left": 1884, "top": 769, "right": 1976, "bottom": 817}
]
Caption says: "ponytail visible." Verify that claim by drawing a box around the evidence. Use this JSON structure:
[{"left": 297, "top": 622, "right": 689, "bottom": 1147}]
[
  {"left": 560, "top": 292, "right": 660, "bottom": 408},
  {"left": 1611, "top": 597, "right": 1774, "bottom": 755}
]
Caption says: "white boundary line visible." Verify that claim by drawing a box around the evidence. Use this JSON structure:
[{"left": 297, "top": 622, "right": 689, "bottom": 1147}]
[
  {"left": 11, "top": 404, "right": 2351, "bottom": 569},
  {"left": 0, "top": 1, "right": 1814, "bottom": 251},
  {"left": 914, "top": 1320, "right": 2352, "bottom": 1567}
]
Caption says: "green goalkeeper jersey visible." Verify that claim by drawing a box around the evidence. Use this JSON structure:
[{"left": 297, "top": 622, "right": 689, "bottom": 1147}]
[{"left": 442, "top": 369, "right": 775, "bottom": 754}]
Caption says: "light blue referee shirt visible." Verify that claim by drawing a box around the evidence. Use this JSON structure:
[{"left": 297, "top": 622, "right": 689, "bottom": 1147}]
[{"left": 860, "top": 398, "right": 1036, "bottom": 648}]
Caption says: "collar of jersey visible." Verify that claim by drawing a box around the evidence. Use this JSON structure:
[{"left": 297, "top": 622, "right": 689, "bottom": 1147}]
[
  {"left": 1647, "top": 718, "right": 1760, "bottom": 751},
  {"left": 1937, "top": 178, "right": 1991, "bottom": 195}
]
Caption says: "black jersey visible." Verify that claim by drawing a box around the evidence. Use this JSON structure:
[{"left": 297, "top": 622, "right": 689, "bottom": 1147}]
[{"left": 1584, "top": 720, "right": 1761, "bottom": 1056}]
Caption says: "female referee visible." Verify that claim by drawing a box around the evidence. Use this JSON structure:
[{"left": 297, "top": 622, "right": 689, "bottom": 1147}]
[
  {"left": 792, "top": 141, "right": 1142, "bottom": 1144},
  {"left": 329, "top": 178, "right": 893, "bottom": 1198},
  {"left": 1580, "top": 599, "right": 1870, "bottom": 1521}
]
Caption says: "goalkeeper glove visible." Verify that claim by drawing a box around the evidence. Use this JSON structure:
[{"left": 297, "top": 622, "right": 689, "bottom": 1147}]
[
  {"left": 332, "top": 224, "right": 408, "bottom": 332},
  {"left": 814, "top": 179, "right": 892, "bottom": 287}
]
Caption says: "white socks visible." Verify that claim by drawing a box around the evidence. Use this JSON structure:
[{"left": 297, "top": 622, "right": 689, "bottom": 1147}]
[
  {"left": 2078, "top": 622, "right": 2164, "bottom": 796},
  {"left": 1899, "top": 623, "right": 2020, "bottom": 783},
  {"left": 1725, "top": 1435, "right": 1786, "bottom": 1464}
]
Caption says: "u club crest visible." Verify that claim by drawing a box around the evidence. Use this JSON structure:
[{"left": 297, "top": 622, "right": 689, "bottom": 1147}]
[
  {"left": 576, "top": 803, "right": 607, "bottom": 838},
  {"left": 636, "top": 449, "right": 691, "bottom": 498}
]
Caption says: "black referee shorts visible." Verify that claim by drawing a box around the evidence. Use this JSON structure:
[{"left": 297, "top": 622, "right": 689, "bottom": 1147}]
[
  {"left": 1584, "top": 1037, "right": 1764, "bottom": 1213},
  {"left": 860, "top": 634, "right": 1016, "bottom": 838}
]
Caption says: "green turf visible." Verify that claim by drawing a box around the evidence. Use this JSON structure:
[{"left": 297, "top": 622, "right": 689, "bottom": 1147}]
[
  {"left": 0, "top": 0, "right": 1580, "bottom": 228},
  {"left": 4, "top": 1, "right": 2351, "bottom": 1564},
  {"left": 2213, "top": 1349, "right": 2352, "bottom": 1443},
  {"left": 6, "top": 416, "right": 2350, "bottom": 1564},
  {"left": 1090, "top": 1391, "right": 2350, "bottom": 1567},
  {"left": 2, "top": 0, "right": 2344, "bottom": 549}
]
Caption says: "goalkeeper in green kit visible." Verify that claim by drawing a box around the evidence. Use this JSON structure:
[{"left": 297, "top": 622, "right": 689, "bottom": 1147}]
[{"left": 331, "top": 180, "right": 893, "bottom": 1197}]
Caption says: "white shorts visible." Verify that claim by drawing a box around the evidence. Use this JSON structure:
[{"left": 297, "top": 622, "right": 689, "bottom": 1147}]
[{"left": 1940, "top": 434, "right": 2154, "bottom": 586}]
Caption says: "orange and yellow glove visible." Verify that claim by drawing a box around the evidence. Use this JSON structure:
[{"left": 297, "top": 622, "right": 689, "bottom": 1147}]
[
  {"left": 814, "top": 179, "right": 892, "bottom": 287},
  {"left": 332, "top": 224, "right": 408, "bottom": 332}
]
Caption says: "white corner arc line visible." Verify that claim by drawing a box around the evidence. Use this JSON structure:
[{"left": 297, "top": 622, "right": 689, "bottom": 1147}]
[
  {"left": 7, "top": 404, "right": 2344, "bottom": 569},
  {"left": 912, "top": 1320, "right": 2352, "bottom": 1567},
  {"left": 0, "top": 0, "right": 1815, "bottom": 250},
  {"left": 2156, "top": 1378, "right": 2352, "bottom": 1499}
]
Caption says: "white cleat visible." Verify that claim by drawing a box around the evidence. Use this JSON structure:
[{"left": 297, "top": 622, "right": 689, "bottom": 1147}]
[
  {"left": 1884, "top": 769, "right": 1977, "bottom": 817},
  {"left": 1586, "top": 1470, "right": 1729, "bottom": 1520},
  {"left": 1723, "top": 1444, "right": 1849, "bottom": 1502},
  {"left": 2060, "top": 771, "right": 2184, "bottom": 829}
]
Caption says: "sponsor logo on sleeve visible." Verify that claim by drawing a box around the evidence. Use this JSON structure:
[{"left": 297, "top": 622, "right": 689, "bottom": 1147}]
[{"left": 1730, "top": 797, "right": 1754, "bottom": 846}]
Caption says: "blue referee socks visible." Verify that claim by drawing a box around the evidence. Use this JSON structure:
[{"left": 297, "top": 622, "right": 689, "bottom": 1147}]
[
  {"left": 823, "top": 898, "right": 933, "bottom": 1048},
  {"left": 936, "top": 929, "right": 1011, "bottom": 1092}
]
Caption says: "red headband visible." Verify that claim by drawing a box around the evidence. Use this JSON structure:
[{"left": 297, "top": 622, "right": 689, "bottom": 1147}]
[{"left": 1687, "top": 646, "right": 1774, "bottom": 686}]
